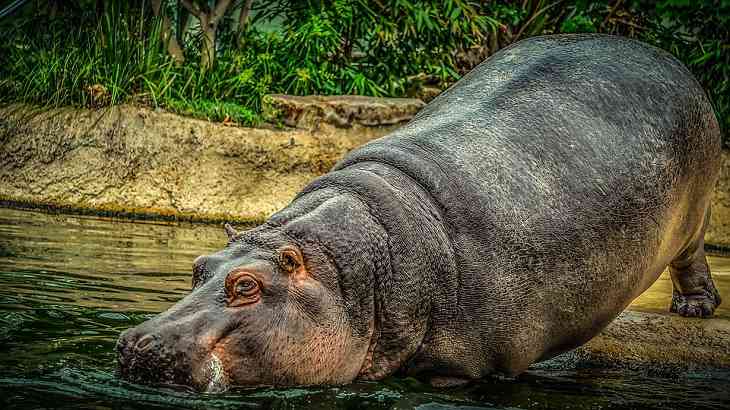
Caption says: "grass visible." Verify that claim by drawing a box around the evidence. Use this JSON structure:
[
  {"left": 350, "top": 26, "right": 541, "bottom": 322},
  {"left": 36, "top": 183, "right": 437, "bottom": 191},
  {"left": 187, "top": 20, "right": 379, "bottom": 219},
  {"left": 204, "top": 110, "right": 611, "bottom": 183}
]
[
  {"left": 0, "top": 9, "right": 266, "bottom": 127},
  {"left": 164, "top": 99, "right": 259, "bottom": 125}
]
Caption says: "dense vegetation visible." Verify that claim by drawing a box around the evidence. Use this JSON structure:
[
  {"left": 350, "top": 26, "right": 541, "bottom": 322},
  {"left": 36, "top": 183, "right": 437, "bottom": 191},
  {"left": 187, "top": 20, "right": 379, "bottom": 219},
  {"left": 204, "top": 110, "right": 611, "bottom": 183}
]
[{"left": 0, "top": 0, "right": 727, "bottom": 144}]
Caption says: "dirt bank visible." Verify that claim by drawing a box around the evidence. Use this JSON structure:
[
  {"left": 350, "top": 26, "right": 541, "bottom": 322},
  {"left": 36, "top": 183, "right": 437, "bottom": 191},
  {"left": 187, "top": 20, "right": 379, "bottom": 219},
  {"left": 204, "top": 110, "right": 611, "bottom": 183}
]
[
  {"left": 0, "top": 104, "right": 394, "bottom": 224},
  {"left": 1, "top": 103, "right": 730, "bottom": 248}
]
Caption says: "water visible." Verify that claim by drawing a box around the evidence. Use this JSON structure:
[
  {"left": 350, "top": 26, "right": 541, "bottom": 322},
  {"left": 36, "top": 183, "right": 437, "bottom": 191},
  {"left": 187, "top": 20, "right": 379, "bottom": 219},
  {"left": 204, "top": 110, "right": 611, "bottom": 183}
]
[{"left": 1, "top": 207, "right": 729, "bottom": 409}]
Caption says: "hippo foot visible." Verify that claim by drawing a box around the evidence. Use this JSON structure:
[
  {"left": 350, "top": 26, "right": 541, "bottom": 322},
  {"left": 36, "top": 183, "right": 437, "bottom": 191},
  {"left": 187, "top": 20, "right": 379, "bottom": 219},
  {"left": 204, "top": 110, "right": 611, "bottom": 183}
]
[
  {"left": 668, "top": 228, "right": 722, "bottom": 319},
  {"left": 670, "top": 287, "right": 721, "bottom": 318}
]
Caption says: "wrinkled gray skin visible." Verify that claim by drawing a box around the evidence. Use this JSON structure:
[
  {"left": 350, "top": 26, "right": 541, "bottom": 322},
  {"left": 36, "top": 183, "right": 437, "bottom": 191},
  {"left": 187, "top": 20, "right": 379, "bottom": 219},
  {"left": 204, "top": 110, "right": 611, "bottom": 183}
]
[{"left": 117, "top": 34, "right": 722, "bottom": 391}]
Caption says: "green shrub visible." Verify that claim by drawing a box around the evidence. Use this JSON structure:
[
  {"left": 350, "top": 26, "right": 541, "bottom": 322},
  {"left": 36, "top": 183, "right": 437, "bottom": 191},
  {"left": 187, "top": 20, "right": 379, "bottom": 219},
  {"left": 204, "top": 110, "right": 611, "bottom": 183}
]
[{"left": 643, "top": 0, "right": 729, "bottom": 147}]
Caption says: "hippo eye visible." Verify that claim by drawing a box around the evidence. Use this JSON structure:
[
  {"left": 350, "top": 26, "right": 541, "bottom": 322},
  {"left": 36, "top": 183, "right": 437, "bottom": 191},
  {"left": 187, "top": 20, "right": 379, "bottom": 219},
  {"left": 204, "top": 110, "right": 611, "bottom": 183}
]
[
  {"left": 235, "top": 277, "right": 258, "bottom": 297},
  {"left": 225, "top": 272, "right": 261, "bottom": 307}
]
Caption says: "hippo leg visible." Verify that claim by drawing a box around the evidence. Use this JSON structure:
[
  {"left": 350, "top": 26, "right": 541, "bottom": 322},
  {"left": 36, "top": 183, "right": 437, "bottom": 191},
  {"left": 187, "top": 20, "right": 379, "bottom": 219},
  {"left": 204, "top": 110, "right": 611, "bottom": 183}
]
[{"left": 669, "top": 213, "right": 722, "bottom": 318}]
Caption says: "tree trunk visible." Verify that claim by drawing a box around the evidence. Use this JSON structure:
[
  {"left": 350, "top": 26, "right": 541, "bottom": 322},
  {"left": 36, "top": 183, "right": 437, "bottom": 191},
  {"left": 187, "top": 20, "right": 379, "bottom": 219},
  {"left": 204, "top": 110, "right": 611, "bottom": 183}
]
[
  {"left": 180, "top": 0, "right": 233, "bottom": 72},
  {"left": 95, "top": 0, "right": 104, "bottom": 20},
  {"left": 237, "top": 0, "right": 254, "bottom": 49},
  {"left": 49, "top": 1, "right": 58, "bottom": 18},
  {"left": 201, "top": 19, "right": 217, "bottom": 71},
  {"left": 151, "top": 0, "right": 185, "bottom": 64}
]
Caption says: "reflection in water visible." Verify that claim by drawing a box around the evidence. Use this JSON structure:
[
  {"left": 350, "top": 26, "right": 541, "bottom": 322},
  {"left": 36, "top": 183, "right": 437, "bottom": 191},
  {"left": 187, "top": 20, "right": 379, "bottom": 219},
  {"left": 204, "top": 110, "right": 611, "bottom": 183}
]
[
  {"left": 0, "top": 210, "right": 220, "bottom": 312},
  {"left": 0, "top": 207, "right": 728, "bottom": 409}
]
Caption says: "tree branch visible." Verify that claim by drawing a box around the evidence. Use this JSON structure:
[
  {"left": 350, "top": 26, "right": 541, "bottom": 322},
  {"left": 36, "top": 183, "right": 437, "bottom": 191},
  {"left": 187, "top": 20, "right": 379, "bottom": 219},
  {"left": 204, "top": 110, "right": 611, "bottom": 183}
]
[
  {"left": 238, "top": 0, "right": 254, "bottom": 31},
  {"left": 600, "top": 0, "right": 624, "bottom": 31},
  {"left": 180, "top": 0, "right": 202, "bottom": 18},
  {"left": 211, "top": 0, "right": 234, "bottom": 24},
  {"left": 515, "top": 1, "right": 562, "bottom": 41}
]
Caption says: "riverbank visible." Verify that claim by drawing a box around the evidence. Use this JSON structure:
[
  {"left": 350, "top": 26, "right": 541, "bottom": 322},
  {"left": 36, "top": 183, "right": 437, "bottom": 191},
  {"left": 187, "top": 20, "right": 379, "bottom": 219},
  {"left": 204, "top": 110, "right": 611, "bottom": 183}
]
[
  {"left": 542, "top": 310, "right": 730, "bottom": 374},
  {"left": 2, "top": 102, "right": 730, "bottom": 249}
]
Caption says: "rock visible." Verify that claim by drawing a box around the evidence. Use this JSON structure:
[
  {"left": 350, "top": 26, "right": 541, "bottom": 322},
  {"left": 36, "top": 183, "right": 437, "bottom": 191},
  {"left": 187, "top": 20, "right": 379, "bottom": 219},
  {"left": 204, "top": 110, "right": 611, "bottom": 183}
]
[
  {"left": 85, "top": 84, "right": 109, "bottom": 107},
  {"left": 536, "top": 311, "right": 730, "bottom": 374},
  {"left": 415, "top": 86, "right": 443, "bottom": 103},
  {"left": 263, "top": 94, "right": 425, "bottom": 129}
]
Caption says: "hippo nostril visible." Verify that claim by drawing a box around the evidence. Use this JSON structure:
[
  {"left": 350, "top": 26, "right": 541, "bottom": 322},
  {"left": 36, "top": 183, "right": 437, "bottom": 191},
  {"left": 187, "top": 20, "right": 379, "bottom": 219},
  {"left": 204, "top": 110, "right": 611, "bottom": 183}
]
[
  {"left": 117, "top": 329, "right": 135, "bottom": 355},
  {"left": 134, "top": 334, "right": 157, "bottom": 353}
]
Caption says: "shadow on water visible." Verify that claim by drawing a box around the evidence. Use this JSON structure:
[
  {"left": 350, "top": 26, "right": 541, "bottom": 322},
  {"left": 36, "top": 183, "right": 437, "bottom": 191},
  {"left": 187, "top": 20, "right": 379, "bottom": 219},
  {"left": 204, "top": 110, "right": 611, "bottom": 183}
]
[{"left": 1, "top": 207, "right": 729, "bottom": 409}]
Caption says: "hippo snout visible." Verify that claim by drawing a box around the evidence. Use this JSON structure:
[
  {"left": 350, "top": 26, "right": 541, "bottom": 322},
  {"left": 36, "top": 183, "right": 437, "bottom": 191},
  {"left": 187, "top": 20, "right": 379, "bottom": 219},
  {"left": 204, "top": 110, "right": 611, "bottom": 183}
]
[
  {"left": 116, "top": 326, "right": 194, "bottom": 388},
  {"left": 117, "top": 328, "right": 161, "bottom": 380}
]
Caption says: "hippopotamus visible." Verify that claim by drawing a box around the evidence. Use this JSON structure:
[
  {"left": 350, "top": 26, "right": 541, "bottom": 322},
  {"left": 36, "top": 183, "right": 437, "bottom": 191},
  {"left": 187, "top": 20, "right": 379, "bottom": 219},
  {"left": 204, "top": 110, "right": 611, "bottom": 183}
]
[{"left": 117, "top": 34, "right": 722, "bottom": 391}]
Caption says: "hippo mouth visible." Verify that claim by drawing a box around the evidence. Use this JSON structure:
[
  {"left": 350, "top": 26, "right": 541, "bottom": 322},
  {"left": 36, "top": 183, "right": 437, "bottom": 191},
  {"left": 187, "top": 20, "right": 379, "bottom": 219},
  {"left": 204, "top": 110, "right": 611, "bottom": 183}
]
[{"left": 201, "top": 353, "right": 229, "bottom": 393}]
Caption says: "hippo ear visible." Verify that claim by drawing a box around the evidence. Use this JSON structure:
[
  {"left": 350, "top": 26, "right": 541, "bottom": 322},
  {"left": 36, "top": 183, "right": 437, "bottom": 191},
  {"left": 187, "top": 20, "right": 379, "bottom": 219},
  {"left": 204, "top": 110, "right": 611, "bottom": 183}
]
[
  {"left": 224, "top": 223, "right": 238, "bottom": 241},
  {"left": 279, "top": 246, "right": 304, "bottom": 274}
]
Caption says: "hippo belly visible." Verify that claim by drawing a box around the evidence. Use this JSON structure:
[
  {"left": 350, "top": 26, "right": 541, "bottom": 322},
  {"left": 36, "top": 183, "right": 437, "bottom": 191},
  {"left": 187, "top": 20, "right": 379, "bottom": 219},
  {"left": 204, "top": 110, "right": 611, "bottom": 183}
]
[{"left": 117, "top": 34, "right": 722, "bottom": 391}]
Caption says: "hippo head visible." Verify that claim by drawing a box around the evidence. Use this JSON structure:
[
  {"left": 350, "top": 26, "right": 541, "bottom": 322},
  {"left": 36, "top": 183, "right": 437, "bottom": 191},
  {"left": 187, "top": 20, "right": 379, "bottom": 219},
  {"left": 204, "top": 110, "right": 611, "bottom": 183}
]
[{"left": 117, "top": 200, "right": 384, "bottom": 392}]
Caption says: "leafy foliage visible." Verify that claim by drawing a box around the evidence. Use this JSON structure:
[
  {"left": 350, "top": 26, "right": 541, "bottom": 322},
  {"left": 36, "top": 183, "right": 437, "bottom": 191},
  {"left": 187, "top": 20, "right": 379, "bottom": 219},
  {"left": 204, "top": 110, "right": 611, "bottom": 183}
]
[
  {"left": 644, "top": 0, "right": 729, "bottom": 145},
  {"left": 0, "top": 0, "right": 727, "bottom": 142}
]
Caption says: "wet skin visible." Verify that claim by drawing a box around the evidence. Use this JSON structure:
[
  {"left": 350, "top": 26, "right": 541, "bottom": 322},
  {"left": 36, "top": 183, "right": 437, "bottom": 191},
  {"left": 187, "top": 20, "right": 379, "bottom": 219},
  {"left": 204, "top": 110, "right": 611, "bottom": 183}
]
[{"left": 118, "top": 34, "right": 723, "bottom": 391}]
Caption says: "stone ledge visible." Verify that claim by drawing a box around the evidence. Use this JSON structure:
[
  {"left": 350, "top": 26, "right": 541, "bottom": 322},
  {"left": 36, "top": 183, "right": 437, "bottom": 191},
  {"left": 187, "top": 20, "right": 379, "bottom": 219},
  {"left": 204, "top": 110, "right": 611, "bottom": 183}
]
[
  {"left": 537, "top": 310, "right": 730, "bottom": 374},
  {"left": 0, "top": 103, "right": 395, "bottom": 225}
]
